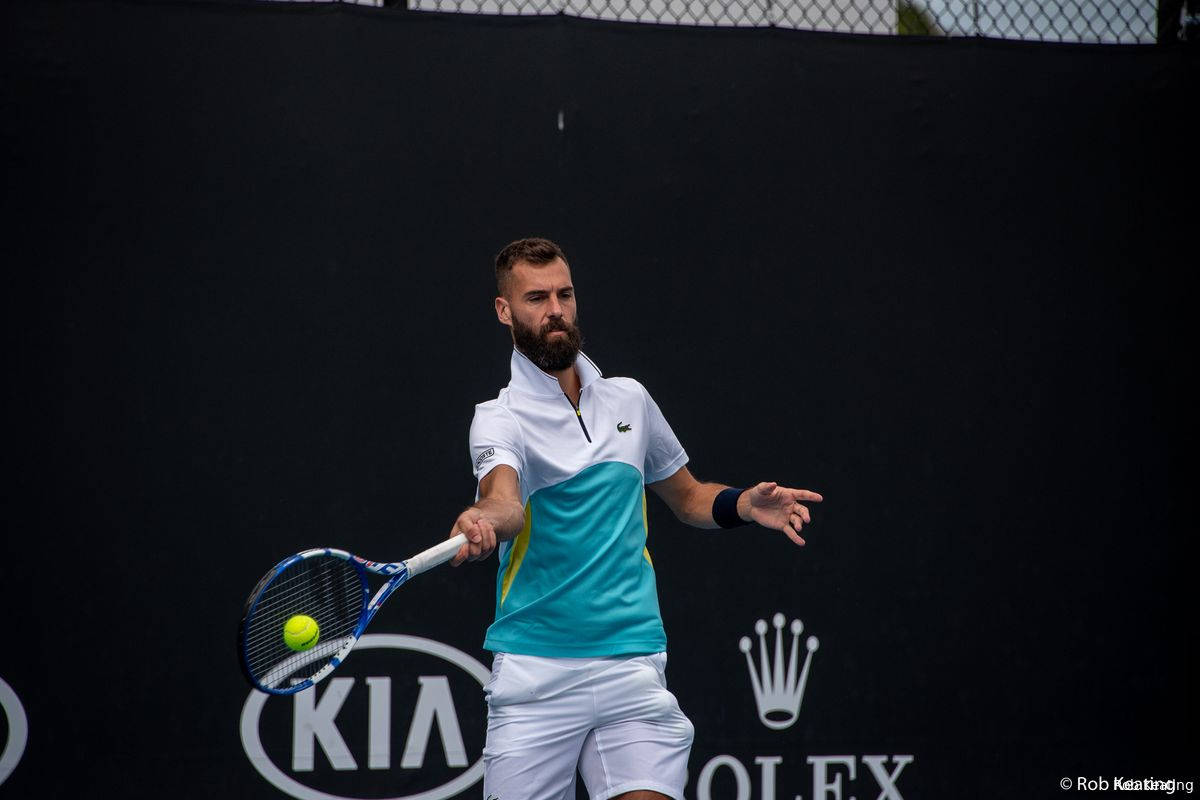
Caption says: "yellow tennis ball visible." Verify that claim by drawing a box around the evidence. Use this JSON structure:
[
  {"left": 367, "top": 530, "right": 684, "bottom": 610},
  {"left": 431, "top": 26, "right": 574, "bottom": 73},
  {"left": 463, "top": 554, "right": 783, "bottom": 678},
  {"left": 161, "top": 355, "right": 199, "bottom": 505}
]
[{"left": 283, "top": 615, "right": 320, "bottom": 652}]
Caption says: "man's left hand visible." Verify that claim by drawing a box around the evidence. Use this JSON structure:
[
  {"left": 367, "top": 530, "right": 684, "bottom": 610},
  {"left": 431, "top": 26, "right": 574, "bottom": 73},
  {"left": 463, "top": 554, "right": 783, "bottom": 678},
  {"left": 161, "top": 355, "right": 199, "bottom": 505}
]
[{"left": 738, "top": 482, "right": 823, "bottom": 546}]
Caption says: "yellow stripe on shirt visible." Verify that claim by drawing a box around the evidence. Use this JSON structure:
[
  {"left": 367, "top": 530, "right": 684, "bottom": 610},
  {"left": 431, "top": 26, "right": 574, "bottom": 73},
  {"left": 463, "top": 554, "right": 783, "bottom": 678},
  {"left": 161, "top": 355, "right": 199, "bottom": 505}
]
[
  {"left": 500, "top": 501, "right": 533, "bottom": 608},
  {"left": 642, "top": 490, "right": 653, "bottom": 566}
]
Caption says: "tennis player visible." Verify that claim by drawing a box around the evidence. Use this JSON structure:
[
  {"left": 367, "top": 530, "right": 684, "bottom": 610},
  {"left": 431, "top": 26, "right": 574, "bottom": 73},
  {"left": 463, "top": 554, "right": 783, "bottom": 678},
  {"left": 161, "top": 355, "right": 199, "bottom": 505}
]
[{"left": 448, "top": 237, "right": 821, "bottom": 800}]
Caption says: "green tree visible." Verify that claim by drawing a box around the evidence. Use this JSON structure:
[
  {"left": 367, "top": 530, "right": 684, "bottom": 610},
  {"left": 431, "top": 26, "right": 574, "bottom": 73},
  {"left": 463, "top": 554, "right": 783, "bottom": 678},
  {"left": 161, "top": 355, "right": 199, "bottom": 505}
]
[{"left": 897, "top": 0, "right": 945, "bottom": 34}]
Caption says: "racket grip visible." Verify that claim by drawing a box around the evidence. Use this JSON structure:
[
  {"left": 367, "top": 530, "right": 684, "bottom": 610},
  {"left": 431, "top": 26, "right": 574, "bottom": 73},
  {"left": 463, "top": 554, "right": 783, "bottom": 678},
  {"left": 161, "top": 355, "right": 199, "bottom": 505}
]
[{"left": 406, "top": 533, "right": 468, "bottom": 577}]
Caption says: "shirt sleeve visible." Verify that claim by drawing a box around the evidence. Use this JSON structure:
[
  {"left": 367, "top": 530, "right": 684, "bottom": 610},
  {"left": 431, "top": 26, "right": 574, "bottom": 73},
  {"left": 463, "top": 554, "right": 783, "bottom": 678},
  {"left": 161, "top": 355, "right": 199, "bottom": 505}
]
[
  {"left": 640, "top": 382, "right": 689, "bottom": 484},
  {"left": 469, "top": 403, "right": 525, "bottom": 484}
]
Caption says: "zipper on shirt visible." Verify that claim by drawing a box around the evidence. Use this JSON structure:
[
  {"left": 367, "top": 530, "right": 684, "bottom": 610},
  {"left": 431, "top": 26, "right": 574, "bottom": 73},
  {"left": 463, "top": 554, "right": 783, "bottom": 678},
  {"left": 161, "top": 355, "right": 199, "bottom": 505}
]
[{"left": 563, "top": 391, "right": 592, "bottom": 443}]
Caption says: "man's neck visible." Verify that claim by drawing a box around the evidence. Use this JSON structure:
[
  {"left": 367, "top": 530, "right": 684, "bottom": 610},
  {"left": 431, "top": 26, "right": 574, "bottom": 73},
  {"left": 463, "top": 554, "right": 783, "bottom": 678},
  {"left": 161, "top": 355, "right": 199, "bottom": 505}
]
[
  {"left": 555, "top": 365, "right": 582, "bottom": 406},
  {"left": 513, "top": 346, "right": 584, "bottom": 404}
]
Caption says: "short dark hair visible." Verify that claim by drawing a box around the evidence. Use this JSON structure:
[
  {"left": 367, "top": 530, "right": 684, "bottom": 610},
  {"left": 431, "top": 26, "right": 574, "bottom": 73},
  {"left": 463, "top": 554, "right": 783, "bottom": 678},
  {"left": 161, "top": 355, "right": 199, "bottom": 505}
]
[{"left": 494, "top": 237, "right": 568, "bottom": 296}]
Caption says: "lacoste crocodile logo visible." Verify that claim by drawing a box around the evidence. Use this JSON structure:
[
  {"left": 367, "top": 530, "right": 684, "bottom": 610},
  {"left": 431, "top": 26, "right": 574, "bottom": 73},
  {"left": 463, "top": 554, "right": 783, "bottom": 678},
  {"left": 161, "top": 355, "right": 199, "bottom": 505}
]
[{"left": 617, "top": 422, "right": 632, "bottom": 432}]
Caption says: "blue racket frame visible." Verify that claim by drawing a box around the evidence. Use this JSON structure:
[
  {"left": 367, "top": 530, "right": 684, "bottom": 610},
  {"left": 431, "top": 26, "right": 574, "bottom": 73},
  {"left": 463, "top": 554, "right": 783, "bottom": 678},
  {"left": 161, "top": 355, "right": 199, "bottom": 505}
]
[{"left": 238, "top": 534, "right": 466, "bottom": 695}]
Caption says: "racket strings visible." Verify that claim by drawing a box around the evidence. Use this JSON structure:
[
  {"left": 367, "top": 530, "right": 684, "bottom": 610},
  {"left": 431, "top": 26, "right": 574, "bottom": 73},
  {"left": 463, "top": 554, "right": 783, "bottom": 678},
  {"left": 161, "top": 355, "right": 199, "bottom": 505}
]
[
  {"left": 243, "top": 556, "right": 367, "bottom": 689},
  {"left": 245, "top": 569, "right": 348, "bottom": 629}
]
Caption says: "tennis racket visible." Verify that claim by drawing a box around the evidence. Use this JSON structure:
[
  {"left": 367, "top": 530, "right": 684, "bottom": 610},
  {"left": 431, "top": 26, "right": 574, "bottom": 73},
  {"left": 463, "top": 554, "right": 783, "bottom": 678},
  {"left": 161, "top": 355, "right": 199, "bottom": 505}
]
[{"left": 238, "top": 533, "right": 467, "bottom": 695}]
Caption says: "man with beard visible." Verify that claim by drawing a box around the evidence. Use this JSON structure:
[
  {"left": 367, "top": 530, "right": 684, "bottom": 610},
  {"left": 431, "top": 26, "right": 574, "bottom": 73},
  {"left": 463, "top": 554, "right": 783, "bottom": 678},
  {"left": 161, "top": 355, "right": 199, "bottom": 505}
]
[{"left": 447, "top": 237, "right": 821, "bottom": 800}]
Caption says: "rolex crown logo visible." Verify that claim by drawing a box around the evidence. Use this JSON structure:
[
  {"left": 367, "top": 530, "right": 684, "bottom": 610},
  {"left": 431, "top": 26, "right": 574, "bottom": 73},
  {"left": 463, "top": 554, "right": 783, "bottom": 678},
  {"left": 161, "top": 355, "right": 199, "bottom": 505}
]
[{"left": 739, "top": 612, "right": 819, "bottom": 730}]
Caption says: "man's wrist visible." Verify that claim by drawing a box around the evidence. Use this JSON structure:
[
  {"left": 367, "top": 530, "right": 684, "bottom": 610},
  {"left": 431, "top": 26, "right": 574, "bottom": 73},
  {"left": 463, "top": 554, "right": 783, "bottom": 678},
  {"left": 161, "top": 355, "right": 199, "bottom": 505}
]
[
  {"left": 735, "top": 488, "right": 753, "bottom": 523},
  {"left": 712, "top": 487, "right": 750, "bottom": 528},
  {"left": 470, "top": 499, "right": 525, "bottom": 539}
]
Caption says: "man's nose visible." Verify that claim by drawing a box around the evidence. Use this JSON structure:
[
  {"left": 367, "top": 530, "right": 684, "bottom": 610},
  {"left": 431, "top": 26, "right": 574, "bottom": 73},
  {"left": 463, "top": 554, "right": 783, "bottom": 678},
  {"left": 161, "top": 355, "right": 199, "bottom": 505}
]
[{"left": 546, "top": 296, "right": 563, "bottom": 317}]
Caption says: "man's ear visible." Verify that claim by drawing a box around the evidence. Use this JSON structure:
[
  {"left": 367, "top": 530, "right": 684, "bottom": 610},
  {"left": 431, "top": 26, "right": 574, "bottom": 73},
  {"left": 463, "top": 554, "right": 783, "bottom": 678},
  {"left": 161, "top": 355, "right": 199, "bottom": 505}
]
[{"left": 495, "top": 296, "right": 512, "bottom": 327}]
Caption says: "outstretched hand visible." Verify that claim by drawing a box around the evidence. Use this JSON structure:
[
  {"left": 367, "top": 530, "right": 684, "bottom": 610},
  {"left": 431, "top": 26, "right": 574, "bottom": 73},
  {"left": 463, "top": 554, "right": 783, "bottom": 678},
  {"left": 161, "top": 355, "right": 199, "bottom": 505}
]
[{"left": 742, "top": 482, "right": 823, "bottom": 546}]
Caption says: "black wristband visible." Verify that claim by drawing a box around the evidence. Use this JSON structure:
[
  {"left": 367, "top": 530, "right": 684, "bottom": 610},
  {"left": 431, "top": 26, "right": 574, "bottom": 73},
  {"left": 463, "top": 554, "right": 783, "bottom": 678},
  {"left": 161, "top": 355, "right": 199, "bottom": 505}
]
[{"left": 712, "top": 487, "right": 748, "bottom": 529}]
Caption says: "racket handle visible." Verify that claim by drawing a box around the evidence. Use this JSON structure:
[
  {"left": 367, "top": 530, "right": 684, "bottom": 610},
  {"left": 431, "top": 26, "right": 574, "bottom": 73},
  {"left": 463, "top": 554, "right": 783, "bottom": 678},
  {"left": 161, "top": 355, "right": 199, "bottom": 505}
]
[{"left": 406, "top": 533, "right": 468, "bottom": 577}]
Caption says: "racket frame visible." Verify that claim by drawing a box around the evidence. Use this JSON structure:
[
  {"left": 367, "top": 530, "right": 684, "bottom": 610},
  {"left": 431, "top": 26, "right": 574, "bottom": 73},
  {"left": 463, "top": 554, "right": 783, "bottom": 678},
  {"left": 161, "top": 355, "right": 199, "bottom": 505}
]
[{"left": 239, "top": 534, "right": 467, "bottom": 696}]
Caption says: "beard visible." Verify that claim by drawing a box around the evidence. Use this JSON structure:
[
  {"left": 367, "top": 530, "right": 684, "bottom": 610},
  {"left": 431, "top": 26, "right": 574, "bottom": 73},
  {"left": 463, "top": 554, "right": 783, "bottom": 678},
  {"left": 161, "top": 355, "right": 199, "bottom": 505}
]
[{"left": 512, "top": 313, "right": 584, "bottom": 373}]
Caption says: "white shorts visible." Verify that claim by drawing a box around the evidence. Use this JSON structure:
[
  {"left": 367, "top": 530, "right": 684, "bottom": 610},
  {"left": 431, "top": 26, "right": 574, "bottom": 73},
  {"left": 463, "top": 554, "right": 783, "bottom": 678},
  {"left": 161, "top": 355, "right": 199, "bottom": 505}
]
[{"left": 482, "top": 651, "right": 694, "bottom": 800}]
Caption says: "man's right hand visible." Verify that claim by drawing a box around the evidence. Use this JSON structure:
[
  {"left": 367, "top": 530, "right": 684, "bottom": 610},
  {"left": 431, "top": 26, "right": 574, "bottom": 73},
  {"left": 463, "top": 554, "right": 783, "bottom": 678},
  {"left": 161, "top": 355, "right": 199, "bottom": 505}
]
[{"left": 449, "top": 507, "right": 498, "bottom": 566}]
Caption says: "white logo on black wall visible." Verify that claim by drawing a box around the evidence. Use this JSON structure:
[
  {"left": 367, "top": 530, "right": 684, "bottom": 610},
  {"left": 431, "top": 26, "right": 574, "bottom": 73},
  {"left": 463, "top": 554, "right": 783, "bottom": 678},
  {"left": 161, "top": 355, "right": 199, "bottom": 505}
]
[
  {"left": 690, "top": 612, "right": 914, "bottom": 800},
  {"left": 740, "top": 613, "right": 819, "bottom": 730},
  {"left": 240, "top": 634, "right": 488, "bottom": 800},
  {"left": 0, "top": 676, "right": 29, "bottom": 786}
]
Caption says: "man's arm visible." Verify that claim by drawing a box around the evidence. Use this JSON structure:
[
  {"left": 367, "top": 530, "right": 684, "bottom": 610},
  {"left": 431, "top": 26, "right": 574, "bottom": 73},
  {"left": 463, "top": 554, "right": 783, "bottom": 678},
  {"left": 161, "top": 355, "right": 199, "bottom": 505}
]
[
  {"left": 647, "top": 466, "right": 823, "bottom": 545},
  {"left": 449, "top": 465, "right": 524, "bottom": 566}
]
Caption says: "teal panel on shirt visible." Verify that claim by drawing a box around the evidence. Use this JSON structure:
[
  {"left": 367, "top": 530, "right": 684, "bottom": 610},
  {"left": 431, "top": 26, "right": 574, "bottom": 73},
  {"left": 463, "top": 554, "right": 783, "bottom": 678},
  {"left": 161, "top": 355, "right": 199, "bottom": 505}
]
[{"left": 484, "top": 461, "right": 667, "bottom": 657}]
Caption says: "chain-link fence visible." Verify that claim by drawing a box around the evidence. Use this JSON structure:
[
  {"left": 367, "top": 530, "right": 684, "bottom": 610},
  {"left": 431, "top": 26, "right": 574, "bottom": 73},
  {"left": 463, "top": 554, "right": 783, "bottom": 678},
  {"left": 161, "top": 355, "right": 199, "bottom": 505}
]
[
  {"left": 291, "top": 0, "right": 1188, "bottom": 44},
  {"left": 405, "top": 0, "right": 1157, "bottom": 42}
]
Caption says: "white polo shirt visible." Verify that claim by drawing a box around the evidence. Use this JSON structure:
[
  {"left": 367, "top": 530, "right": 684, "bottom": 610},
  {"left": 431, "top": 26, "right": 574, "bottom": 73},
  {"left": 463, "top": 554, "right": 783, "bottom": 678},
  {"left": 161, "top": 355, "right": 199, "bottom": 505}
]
[{"left": 469, "top": 348, "right": 689, "bottom": 657}]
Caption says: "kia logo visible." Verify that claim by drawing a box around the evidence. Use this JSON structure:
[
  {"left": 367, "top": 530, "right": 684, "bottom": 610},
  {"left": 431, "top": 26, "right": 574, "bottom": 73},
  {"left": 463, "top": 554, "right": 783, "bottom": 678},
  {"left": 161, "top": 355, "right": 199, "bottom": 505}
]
[
  {"left": 240, "top": 634, "right": 490, "bottom": 800},
  {"left": 0, "top": 676, "right": 29, "bottom": 786}
]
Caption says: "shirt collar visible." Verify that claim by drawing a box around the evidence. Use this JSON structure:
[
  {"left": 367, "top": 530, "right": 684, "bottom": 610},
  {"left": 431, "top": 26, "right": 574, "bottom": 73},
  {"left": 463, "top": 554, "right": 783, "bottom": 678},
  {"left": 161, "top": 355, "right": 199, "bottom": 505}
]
[{"left": 509, "top": 347, "right": 603, "bottom": 398}]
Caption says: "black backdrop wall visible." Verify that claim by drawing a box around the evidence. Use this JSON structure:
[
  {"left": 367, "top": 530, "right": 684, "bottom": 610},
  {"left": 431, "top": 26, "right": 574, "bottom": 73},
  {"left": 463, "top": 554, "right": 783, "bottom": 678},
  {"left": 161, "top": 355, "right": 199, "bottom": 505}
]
[{"left": 2, "top": 3, "right": 1195, "bottom": 799}]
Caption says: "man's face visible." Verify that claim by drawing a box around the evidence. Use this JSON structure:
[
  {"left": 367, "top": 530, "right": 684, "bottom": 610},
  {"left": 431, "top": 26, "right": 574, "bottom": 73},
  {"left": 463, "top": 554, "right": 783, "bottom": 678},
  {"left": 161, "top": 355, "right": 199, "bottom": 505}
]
[{"left": 496, "top": 257, "right": 583, "bottom": 373}]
